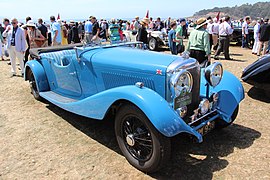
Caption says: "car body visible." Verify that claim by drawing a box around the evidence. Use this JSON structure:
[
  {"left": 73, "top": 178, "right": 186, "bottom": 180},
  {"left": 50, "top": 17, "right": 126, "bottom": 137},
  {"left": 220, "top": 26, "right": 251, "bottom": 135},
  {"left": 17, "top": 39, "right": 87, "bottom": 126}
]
[
  {"left": 25, "top": 42, "right": 244, "bottom": 173},
  {"left": 242, "top": 54, "right": 270, "bottom": 96},
  {"left": 231, "top": 25, "right": 254, "bottom": 46},
  {"left": 123, "top": 29, "right": 168, "bottom": 51}
]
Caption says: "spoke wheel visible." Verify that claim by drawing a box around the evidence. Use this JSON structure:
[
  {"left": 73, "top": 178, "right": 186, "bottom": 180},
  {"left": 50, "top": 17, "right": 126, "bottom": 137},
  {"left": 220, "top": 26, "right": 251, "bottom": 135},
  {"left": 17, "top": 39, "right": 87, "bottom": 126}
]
[
  {"left": 115, "top": 104, "right": 170, "bottom": 173},
  {"left": 122, "top": 116, "right": 153, "bottom": 162},
  {"left": 149, "top": 38, "right": 158, "bottom": 51}
]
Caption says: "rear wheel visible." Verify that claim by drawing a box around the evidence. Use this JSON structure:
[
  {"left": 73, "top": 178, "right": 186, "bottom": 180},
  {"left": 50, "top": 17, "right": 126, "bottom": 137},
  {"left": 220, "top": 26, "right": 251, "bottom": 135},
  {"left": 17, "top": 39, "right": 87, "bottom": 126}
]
[
  {"left": 148, "top": 38, "right": 158, "bottom": 51},
  {"left": 115, "top": 104, "right": 171, "bottom": 173},
  {"left": 216, "top": 105, "right": 239, "bottom": 129},
  {"left": 28, "top": 70, "right": 42, "bottom": 101}
]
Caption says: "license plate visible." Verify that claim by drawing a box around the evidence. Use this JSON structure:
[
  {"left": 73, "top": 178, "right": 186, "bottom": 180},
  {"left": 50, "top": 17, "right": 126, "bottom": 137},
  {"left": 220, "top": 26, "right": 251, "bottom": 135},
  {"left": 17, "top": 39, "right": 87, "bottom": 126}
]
[
  {"left": 174, "top": 93, "right": 192, "bottom": 109},
  {"left": 197, "top": 121, "right": 215, "bottom": 135}
]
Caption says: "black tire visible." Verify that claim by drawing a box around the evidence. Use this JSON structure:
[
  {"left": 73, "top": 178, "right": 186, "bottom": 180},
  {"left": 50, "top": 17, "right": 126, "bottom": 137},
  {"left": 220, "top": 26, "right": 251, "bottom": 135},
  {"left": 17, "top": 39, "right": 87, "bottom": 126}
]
[
  {"left": 28, "top": 70, "right": 42, "bottom": 101},
  {"left": 216, "top": 105, "right": 239, "bottom": 129},
  {"left": 115, "top": 104, "right": 171, "bottom": 173},
  {"left": 148, "top": 38, "right": 158, "bottom": 51}
]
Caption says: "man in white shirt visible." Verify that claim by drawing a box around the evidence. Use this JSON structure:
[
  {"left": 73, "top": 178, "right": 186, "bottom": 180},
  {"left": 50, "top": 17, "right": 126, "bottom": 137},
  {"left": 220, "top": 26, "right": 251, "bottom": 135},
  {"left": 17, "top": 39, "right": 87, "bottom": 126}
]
[
  {"left": 206, "top": 16, "right": 213, "bottom": 50},
  {"left": 252, "top": 20, "right": 262, "bottom": 54},
  {"left": 212, "top": 18, "right": 219, "bottom": 51},
  {"left": 242, "top": 16, "right": 251, "bottom": 48},
  {"left": 214, "top": 16, "right": 234, "bottom": 60}
]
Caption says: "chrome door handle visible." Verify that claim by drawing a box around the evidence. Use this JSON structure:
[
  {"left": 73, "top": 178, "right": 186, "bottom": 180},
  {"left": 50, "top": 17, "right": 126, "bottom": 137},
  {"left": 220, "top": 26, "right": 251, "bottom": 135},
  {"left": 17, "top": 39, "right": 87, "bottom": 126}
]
[{"left": 69, "top": 72, "right": 76, "bottom": 76}]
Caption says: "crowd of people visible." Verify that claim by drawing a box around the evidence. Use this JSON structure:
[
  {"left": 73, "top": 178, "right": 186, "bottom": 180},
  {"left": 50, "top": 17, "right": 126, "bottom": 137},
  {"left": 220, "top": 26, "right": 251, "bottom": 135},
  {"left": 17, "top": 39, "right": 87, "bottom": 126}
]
[{"left": 1, "top": 14, "right": 270, "bottom": 76}]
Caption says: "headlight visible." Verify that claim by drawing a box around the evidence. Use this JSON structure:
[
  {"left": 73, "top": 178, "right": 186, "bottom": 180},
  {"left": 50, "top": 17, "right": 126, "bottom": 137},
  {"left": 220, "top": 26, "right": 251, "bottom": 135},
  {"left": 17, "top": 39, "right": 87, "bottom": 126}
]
[
  {"left": 204, "top": 62, "right": 223, "bottom": 87},
  {"left": 170, "top": 70, "right": 193, "bottom": 97},
  {"left": 199, "top": 99, "right": 210, "bottom": 115}
]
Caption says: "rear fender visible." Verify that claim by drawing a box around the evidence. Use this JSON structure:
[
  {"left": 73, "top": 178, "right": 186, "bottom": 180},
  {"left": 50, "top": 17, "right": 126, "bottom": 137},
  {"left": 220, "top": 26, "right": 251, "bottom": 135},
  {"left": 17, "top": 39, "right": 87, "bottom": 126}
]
[{"left": 24, "top": 60, "right": 49, "bottom": 92}]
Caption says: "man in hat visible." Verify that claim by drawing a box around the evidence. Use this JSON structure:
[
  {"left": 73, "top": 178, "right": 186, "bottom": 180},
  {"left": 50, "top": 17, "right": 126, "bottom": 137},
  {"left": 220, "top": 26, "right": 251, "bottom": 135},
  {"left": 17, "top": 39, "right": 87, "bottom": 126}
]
[
  {"left": 2, "top": 18, "right": 26, "bottom": 76},
  {"left": 137, "top": 18, "right": 150, "bottom": 49},
  {"left": 214, "top": 16, "right": 234, "bottom": 60},
  {"left": 187, "top": 18, "right": 211, "bottom": 66},
  {"left": 50, "top": 16, "right": 62, "bottom": 46},
  {"left": 84, "top": 16, "right": 93, "bottom": 44}
]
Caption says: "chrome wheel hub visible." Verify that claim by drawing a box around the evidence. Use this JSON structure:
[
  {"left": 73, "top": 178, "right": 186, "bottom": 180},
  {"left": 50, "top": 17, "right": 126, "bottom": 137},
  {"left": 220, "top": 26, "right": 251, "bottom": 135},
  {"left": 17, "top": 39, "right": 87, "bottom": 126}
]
[{"left": 126, "top": 134, "right": 135, "bottom": 146}]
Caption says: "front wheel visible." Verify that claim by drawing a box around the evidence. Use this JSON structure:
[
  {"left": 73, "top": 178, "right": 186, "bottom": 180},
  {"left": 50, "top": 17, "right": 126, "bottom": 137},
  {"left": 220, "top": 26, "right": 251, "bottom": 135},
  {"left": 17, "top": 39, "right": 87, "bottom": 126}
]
[
  {"left": 28, "top": 70, "right": 42, "bottom": 101},
  {"left": 148, "top": 38, "right": 158, "bottom": 51},
  {"left": 216, "top": 105, "right": 239, "bottom": 129},
  {"left": 115, "top": 104, "right": 171, "bottom": 173}
]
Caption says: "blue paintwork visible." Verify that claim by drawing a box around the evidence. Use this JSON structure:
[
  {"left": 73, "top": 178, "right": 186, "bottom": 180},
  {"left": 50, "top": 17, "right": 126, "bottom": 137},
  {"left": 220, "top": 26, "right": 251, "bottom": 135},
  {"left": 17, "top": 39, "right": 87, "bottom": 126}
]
[
  {"left": 25, "top": 46, "right": 244, "bottom": 142},
  {"left": 200, "top": 69, "right": 245, "bottom": 122}
]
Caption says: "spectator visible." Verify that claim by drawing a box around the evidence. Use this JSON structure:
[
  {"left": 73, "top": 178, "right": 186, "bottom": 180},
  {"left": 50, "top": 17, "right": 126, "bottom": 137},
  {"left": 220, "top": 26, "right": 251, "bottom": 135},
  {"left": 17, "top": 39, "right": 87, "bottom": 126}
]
[
  {"left": 58, "top": 19, "right": 68, "bottom": 45},
  {"left": 109, "top": 18, "right": 121, "bottom": 43},
  {"left": 26, "top": 20, "right": 46, "bottom": 49},
  {"left": 242, "top": 16, "right": 251, "bottom": 48},
  {"left": 133, "top": 16, "right": 140, "bottom": 31},
  {"left": 149, "top": 17, "right": 155, "bottom": 30},
  {"left": 0, "top": 24, "right": 4, "bottom": 34},
  {"left": 257, "top": 18, "right": 270, "bottom": 56},
  {"left": 212, "top": 18, "right": 219, "bottom": 51},
  {"left": 187, "top": 18, "right": 211, "bottom": 66},
  {"left": 99, "top": 20, "right": 109, "bottom": 40},
  {"left": 214, "top": 16, "right": 234, "bottom": 60},
  {"left": 0, "top": 31, "right": 4, "bottom": 60},
  {"left": 252, "top": 20, "right": 261, "bottom": 55},
  {"left": 206, "top": 16, "right": 213, "bottom": 50},
  {"left": 91, "top": 17, "right": 100, "bottom": 44},
  {"left": 84, "top": 16, "right": 93, "bottom": 43},
  {"left": 2, "top": 18, "right": 27, "bottom": 77},
  {"left": 21, "top": 24, "right": 30, "bottom": 64},
  {"left": 70, "top": 21, "right": 80, "bottom": 44},
  {"left": 26, "top": 16, "right": 31, "bottom": 24},
  {"left": 175, "top": 18, "right": 186, "bottom": 54},
  {"left": 50, "top": 16, "right": 62, "bottom": 46},
  {"left": 168, "top": 22, "right": 180, "bottom": 55},
  {"left": 164, "top": 17, "right": 171, "bottom": 30},
  {"left": 126, "top": 21, "right": 131, "bottom": 31},
  {"left": 137, "top": 18, "right": 149, "bottom": 49},
  {"left": 154, "top": 17, "right": 164, "bottom": 31},
  {"left": 37, "top": 18, "right": 48, "bottom": 47},
  {"left": 78, "top": 21, "right": 83, "bottom": 41}
]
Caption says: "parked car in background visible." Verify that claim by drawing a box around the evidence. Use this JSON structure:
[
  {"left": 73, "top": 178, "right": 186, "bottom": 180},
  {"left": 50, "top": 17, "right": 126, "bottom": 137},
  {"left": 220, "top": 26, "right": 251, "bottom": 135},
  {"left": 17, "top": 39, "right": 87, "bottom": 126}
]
[
  {"left": 231, "top": 25, "right": 254, "bottom": 46},
  {"left": 25, "top": 42, "right": 244, "bottom": 173},
  {"left": 123, "top": 29, "right": 168, "bottom": 51},
  {"left": 242, "top": 54, "right": 270, "bottom": 97}
]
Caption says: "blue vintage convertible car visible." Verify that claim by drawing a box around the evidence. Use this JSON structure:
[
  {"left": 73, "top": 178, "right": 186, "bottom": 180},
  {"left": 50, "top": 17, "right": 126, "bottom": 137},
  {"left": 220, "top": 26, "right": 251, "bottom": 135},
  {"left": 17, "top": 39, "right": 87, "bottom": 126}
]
[{"left": 25, "top": 42, "right": 244, "bottom": 173}]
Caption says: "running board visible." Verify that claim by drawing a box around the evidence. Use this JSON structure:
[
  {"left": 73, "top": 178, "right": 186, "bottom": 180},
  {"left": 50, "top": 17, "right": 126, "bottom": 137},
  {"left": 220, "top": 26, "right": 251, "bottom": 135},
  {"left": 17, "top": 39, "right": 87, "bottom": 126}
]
[{"left": 39, "top": 91, "right": 78, "bottom": 103}]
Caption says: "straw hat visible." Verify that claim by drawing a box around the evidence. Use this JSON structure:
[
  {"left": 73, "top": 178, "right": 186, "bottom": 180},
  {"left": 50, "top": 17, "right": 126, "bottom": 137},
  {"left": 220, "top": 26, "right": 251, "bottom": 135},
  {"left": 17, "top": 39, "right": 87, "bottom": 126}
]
[
  {"left": 26, "top": 20, "right": 36, "bottom": 27},
  {"left": 69, "top": 20, "right": 75, "bottom": 24},
  {"left": 140, "top": 18, "right": 150, "bottom": 25},
  {"left": 196, "top": 18, "right": 208, "bottom": 29}
]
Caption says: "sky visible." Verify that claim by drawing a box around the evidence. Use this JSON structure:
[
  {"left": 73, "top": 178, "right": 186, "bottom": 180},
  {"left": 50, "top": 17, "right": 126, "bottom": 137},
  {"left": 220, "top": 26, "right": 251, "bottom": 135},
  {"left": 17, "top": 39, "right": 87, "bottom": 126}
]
[{"left": 0, "top": 0, "right": 266, "bottom": 22}]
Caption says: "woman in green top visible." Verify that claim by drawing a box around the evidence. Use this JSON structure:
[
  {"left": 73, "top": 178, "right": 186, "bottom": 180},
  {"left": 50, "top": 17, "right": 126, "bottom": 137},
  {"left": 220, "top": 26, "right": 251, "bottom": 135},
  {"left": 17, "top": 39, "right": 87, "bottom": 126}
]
[{"left": 186, "top": 18, "right": 211, "bottom": 67}]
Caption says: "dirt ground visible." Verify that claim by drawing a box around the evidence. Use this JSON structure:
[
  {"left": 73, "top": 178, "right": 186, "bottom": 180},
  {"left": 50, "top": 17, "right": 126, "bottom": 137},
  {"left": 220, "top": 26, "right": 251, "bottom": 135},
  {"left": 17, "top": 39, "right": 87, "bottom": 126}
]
[{"left": 0, "top": 45, "right": 269, "bottom": 180}]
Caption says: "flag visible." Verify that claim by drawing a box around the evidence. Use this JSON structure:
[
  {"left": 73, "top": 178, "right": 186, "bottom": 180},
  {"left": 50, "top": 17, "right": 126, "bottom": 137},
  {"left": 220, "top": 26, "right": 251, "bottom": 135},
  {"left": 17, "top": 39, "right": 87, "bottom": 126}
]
[
  {"left": 57, "top": 13, "right": 60, "bottom": 20},
  {"left": 216, "top": 11, "right": 220, "bottom": 22},
  {"left": 145, "top": 10, "right": 149, "bottom": 18}
]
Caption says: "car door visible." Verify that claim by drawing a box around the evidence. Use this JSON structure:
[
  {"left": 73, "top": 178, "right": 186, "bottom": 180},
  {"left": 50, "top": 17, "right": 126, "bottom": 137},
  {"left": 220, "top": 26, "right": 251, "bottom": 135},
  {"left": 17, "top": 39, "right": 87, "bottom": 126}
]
[{"left": 50, "top": 55, "right": 82, "bottom": 97}]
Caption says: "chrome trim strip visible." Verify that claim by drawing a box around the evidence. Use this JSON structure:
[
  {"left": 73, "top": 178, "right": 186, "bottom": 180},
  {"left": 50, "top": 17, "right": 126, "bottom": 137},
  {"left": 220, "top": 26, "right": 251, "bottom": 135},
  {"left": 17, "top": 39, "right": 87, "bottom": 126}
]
[{"left": 188, "top": 109, "right": 218, "bottom": 126}]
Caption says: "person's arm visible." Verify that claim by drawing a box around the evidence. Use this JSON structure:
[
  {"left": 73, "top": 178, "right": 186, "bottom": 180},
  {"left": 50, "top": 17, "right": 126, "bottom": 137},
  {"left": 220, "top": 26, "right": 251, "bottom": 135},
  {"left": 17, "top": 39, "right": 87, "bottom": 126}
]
[
  {"left": 21, "top": 29, "right": 26, "bottom": 53},
  {"left": 242, "top": 23, "right": 246, "bottom": 38},
  {"left": 2, "top": 25, "right": 11, "bottom": 38},
  {"left": 204, "top": 32, "right": 211, "bottom": 55}
]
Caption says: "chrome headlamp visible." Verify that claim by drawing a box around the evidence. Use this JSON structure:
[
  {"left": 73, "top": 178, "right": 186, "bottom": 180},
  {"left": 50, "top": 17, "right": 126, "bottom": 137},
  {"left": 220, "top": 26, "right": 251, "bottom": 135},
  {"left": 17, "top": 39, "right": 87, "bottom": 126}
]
[
  {"left": 170, "top": 70, "right": 193, "bottom": 97},
  {"left": 204, "top": 62, "right": 223, "bottom": 87}
]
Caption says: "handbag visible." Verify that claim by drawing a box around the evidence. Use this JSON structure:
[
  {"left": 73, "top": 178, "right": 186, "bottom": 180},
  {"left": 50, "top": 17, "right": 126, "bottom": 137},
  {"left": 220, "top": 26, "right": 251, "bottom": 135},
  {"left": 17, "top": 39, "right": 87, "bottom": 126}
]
[
  {"left": 34, "top": 30, "right": 45, "bottom": 48},
  {"left": 177, "top": 44, "right": 185, "bottom": 53}
]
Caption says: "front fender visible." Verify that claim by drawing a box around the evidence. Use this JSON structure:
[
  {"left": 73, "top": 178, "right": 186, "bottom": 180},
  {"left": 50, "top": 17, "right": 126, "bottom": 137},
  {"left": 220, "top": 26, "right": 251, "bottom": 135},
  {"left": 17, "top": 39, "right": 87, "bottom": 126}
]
[
  {"left": 201, "top": 70, "right": 245, "bottom": 122},
  {"left": 24, "top": 60, "right": 49, "bottom": 92},
  {"left": 49, "top": 85, "right": 202, "bottom": 141}
]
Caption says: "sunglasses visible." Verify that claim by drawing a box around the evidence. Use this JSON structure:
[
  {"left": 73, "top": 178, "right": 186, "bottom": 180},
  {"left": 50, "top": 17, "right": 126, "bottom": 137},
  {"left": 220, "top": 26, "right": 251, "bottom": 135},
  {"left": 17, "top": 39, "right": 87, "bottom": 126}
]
[{"left": 11, "top": 22, "right": 17, "bottom": 24}]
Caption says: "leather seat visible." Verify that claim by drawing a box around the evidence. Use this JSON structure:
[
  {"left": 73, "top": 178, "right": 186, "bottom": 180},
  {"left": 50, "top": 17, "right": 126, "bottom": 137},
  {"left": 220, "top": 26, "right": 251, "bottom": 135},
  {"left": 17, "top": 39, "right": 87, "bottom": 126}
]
[{"left": 40, "top": 50, "right": 75, "bottom": 66}]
